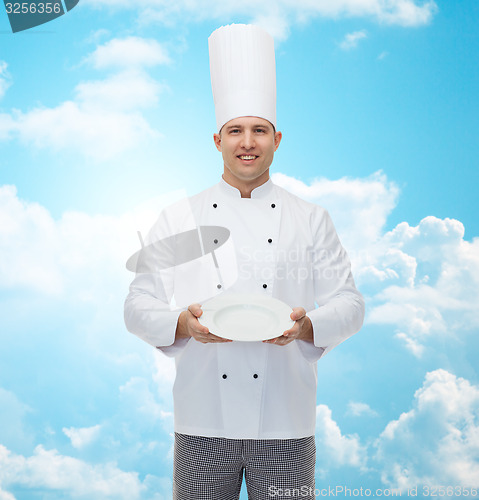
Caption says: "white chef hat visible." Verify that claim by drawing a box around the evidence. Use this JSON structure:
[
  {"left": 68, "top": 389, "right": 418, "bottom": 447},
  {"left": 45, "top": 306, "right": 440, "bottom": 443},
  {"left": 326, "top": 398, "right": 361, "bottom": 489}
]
[{"left": 208, "top": 23, "right": 276, "bottom": 132}]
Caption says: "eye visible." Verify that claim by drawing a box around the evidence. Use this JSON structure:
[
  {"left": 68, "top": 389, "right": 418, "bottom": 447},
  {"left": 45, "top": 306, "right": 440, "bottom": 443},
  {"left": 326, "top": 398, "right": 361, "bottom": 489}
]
[
  {"left": 229, "top": 128, "right": 240, "bottom": 134},
  {"left": 255, "top": 128, "right": 266, "bottom": 134}
]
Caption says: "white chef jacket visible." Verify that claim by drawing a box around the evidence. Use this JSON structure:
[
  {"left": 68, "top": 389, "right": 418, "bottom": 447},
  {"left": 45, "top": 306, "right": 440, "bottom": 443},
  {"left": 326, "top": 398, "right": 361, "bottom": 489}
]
[{"left": 124, "top": 178, "right": 365, "bottom": 439}]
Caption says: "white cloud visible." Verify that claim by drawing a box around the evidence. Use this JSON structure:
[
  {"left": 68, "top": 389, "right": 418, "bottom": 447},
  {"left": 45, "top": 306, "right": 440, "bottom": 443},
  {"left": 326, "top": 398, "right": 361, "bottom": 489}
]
[
  {"left": 0, "top": 38, "right": 166, "bottom": 161},
  {"left": 0, "top": 61, "right": 11, "bottom": 100},
  {"left": 315, "top": 404, "right": 367, "bottom": 473},
  {"left": 0, "top": 487, "right": 15, "bottom": 500},
  {"left": 86, "top": 28, "right": 111, "bottom": 44},
  {"left": 0, "top": 185, "right": 63, "bottom": 293},
  {"left": 367, "top": 217, "right": 479, "bottom": 356},
  {"left": 270, "top": 172, "right": 479, "bottom": 359},
  {"left": 0, "top": 113, "right": 15, "bottom": 141},
  {"left": 394, "top": 332, "right": 425, "bottom": 357},
  {"left": 0, "top": 184, "right": 165, "bottom": 297},
  {"left": 375, "top": 369, "right": 479, "bottom": 489},
  {"left": 63, "top": 425, "right": 102, "bottom": 449},
  {"left": 0, "top": 388, "right": 33, "bottom": 452},
  {"left": 347, "top": 401, "right": 379, "bottom": 417},
  {"left": 0, "top": 182, "right": 192, "bottom": 299},
  {"left": 74, "top": 70, "right": 166, "bottom": 112},
  {"left": 86, "top": 36, "right": 171, "bottom": 69},
  {"left": 339, "top": 30, "right": 367, "bottom": 50},
  {"left": 82, "top": 0, "right": 438, "bottom": 34},
  {"left": 272, "top": 170, "right": 399, "bottom": 255},
  {"left": 0, "top": 444, "right": 144, "bottom": 499},
  {"left": 120, "top": 377, "right": 167, "bottom": 420},
  {"left": 247, "top": 11, "right": 291, "bottom": 40},
  {"left": 116, "top": 373, "right": 174, "bottom": 440},
  {"left": 7, "top": 101, "right": 159, "bottom": 161}
]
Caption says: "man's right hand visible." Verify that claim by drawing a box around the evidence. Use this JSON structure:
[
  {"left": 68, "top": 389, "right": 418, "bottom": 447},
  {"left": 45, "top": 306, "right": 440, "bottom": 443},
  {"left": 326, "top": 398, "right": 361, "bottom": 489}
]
[{"left": 175, "top": 303, "right": 232, "bottom": 344}]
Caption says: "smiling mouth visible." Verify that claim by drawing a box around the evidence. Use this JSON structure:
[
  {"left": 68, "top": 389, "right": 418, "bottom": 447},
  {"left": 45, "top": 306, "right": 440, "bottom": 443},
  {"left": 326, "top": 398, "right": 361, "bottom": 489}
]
[{"left": 238, "top": 155, "right": 258, "bottom": 160}]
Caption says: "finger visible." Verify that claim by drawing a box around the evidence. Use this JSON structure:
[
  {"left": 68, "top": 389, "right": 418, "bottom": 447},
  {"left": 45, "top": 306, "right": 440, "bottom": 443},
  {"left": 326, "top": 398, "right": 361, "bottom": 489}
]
[
  {"left": 191, "top": 322, "right": 210, "bottom": 335},
  {"left": 187, "top": 306, "right": 209, "bottom": 334},
  {"left": 263, "top": 335, "right": 294, "bottom": 346},
  {"left": 204, "top": 331, "right": 228, "bottom": 340},
  {"left": 208, "top": 333, "right": 232, "bottom": 343},
  {"left": 283, "top": 321, "right": 301, "bottom": 338},
  {"left": 262, "top": 336, "right": 278, "bottom": 344},
  {"left": 263, "top": 335, "right": 293, "bottom": 345},
  {"left": 198, "top": 333, "right": 232, "bottom": 343},
  {"left": 290, "top": 307, "right": 306, "bottom": 321},
  {"left": 188, "top": 303, "right": 203, "bottom": 318}
]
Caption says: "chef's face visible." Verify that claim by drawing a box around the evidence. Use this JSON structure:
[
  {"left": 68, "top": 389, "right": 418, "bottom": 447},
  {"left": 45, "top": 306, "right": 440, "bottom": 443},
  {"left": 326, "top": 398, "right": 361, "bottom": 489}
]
[{"left": 213, "top": 116, "right": 282, "bottom": 190}]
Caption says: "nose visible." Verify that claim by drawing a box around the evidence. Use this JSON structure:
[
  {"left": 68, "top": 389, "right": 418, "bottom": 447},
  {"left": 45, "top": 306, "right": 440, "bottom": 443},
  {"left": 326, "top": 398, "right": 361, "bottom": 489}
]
[{"left": 241, "top": 130, "right": 255, "bottom": 150}]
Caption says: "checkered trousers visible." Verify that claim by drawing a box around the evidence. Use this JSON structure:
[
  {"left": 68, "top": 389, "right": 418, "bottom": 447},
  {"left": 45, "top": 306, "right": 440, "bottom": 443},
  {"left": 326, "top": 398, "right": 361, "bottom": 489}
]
[{"left": 173, "top": 433, "right": 316, "bottom": 500}]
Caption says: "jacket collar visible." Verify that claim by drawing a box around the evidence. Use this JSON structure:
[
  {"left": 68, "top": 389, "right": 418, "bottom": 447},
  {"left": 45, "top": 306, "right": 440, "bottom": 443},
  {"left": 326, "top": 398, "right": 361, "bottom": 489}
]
[{"left": 219, "top": 177, "right": 274, "bottom": 199}]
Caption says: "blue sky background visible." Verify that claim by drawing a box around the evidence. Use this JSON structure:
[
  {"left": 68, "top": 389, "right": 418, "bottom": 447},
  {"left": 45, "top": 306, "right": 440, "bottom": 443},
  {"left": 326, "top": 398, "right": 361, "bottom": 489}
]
[{"left": 0, "top": 1, "right": 478, "bottom": 498}]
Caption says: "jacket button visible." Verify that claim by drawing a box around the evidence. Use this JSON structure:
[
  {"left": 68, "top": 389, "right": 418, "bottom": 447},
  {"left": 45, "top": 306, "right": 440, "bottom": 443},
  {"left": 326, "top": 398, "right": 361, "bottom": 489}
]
[
  {"left": 213, "top": 203, "right": 218, "bottom": 208},
  {"left": 253, "top": 374, "right": 258, "bottom": 379},
  {"left": 268, "top": 238, "right": 272, "bottom": 243},
  {"left": 222, "top": 374, "right": 227, "bottom": 379},
  {"left": 217, "top": 284, "right": 222, "bottom": 289},
  {"left": 214, "top": 239, "right": 218, "bottom": 244},
  {"left": 263, "top": 284, "right": 267, "bottom": 289},
  {"left": 271, "top": 203, "right": 276, "bottom": 208}
]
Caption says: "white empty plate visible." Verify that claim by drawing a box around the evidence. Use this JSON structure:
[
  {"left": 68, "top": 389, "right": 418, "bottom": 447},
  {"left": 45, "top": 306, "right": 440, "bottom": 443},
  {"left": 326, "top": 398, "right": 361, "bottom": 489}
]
[{"left": 198, "top": 293, "right": 294, "bottom": 341}]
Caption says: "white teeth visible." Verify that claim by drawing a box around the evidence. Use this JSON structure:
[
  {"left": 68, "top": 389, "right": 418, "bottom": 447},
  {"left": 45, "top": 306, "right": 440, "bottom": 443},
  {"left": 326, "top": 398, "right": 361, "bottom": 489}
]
[{"left": 239, "top": 155, "right": 256, "bottom": 160}]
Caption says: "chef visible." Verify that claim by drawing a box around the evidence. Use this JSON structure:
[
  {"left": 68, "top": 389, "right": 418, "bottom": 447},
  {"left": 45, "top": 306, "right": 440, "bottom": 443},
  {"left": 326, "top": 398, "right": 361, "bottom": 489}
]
[{"left": 124, "top": 24, "right": 365, "bottom": 500}]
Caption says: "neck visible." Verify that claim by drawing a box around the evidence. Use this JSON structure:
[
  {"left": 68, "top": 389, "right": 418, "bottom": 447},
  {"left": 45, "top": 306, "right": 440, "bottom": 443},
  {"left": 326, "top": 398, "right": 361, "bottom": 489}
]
[{"left": 222, "top": 170, "right": 270, "bottom": 198}]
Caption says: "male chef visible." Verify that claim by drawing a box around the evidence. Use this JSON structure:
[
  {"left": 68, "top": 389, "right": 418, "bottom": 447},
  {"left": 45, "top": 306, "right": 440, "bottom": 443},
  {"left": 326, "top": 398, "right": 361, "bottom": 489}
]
[{"left": 124, "top": 24, "right": 365, "bottom": 500}]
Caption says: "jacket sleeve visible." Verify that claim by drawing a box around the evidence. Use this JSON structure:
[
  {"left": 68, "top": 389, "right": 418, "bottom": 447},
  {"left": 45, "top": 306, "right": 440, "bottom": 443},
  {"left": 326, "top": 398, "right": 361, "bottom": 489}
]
[
  {"left": 124, "top": 210, "right": 190, "bottom": 357},
  {"left": 304, "top": 207, "right": 365, "bottom": 359}
]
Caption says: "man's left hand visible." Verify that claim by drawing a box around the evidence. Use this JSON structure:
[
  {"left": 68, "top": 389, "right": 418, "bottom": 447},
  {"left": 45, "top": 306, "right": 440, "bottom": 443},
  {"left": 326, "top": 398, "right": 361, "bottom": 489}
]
[{"left": 263, "top": 307, "right": 314, "bottom": 346}]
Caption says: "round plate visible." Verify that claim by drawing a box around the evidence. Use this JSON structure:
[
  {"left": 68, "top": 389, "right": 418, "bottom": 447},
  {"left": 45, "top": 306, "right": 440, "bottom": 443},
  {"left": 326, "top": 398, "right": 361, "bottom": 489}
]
[{"left": 198, "top": 293, "right": 294, "bottom": 341}]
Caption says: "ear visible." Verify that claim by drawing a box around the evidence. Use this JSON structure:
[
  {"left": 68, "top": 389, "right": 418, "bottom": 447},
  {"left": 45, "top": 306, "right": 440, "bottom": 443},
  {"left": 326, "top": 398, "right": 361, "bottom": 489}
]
[
  {"left": 213, "top": 133, "right": 222, "bottom": 152},
  {"left": 273, "top": 131, "right": 282, "bottom": 151}
]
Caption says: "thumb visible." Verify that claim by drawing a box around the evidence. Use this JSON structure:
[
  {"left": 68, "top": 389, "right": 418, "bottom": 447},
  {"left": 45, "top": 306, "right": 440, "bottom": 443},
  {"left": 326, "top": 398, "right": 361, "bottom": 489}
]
[
  {"left": 188, "top": 303, "right": 203, "bottom": 318},
  {"left": 290, "top": 307, "right": 306, "bottom": 321}
]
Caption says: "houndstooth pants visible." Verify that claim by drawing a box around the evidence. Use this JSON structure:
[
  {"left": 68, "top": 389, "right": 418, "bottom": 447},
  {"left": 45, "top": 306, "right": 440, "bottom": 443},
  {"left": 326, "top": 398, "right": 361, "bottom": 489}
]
[{"left": 173, "top": 432, "right": 316, "bottom": 500}]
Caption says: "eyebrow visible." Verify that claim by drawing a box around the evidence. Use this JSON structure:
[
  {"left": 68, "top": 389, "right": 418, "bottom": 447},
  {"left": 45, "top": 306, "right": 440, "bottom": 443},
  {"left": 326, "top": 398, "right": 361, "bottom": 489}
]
[{"left": 225, "top": 124, "right": 271, "bottom": 131}]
